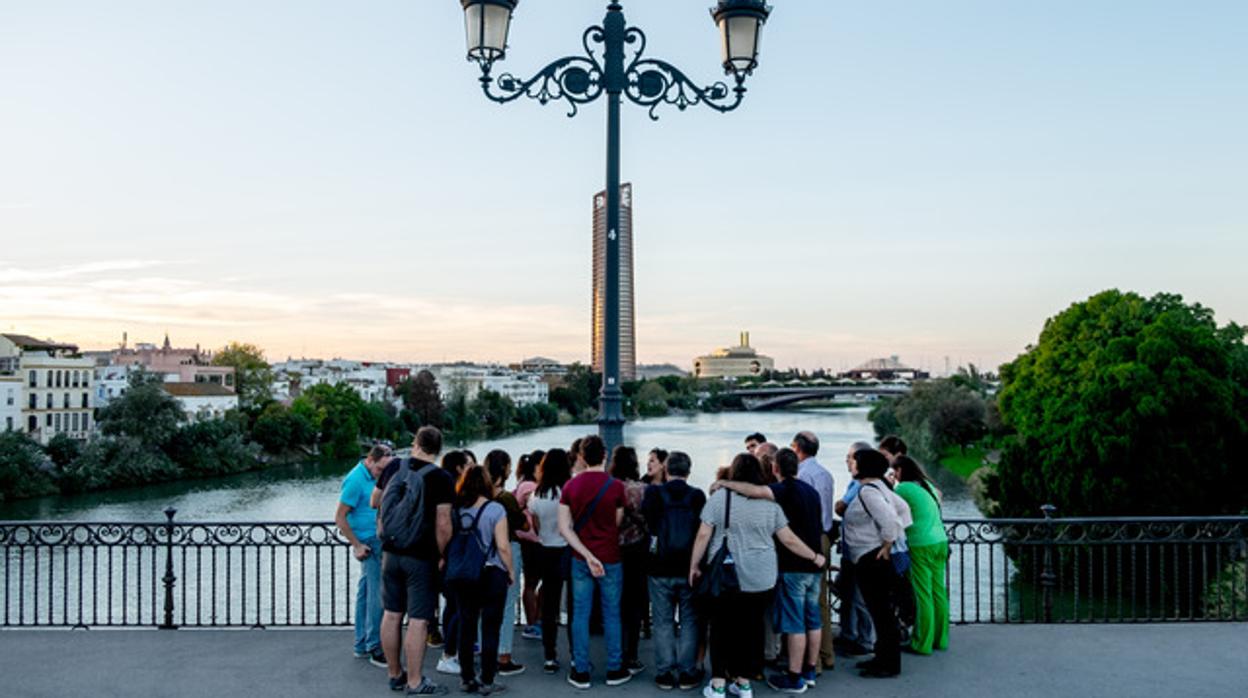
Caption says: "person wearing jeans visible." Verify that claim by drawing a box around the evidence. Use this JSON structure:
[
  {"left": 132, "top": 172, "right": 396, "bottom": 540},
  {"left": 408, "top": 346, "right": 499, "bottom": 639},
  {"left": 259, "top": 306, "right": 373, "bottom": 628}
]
[
  {"left": 485, "top": 450, "right": 529, "bottom": 676},
  {"left": 335, "top": 445, "right": 389, "bottom": 665},
  {"left": 649, "top": 577, "right": 698, "bottom": 684},
  {"left": 557, "top": 435, "right": 632, "bottom": 689}
]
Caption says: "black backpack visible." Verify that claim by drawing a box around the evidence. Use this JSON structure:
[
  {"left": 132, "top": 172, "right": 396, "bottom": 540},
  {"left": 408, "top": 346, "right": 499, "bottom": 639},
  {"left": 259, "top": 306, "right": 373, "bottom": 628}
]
[
  {"left": 653, "top": 486, "right": 699, "bottom": 568},
  {"left": 378, "top": 459, "right": 438, "bottom": 552},
  {"left": 446, "top": 505, "right": 498, "bottom": 584}
]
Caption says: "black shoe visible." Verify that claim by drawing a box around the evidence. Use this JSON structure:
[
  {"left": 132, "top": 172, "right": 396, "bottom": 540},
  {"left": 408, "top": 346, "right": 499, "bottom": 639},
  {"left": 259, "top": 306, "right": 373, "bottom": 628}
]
[
  {"left": 567, "top": 670, "right": 591, "bottom": 690},
  {"left": 606, "top": 668, "right": 634, "bottom": 686},
  {"left": 543, "top": 660, "right": 560, "bottom": 675},
  {"left": 655, "top": 673, "right": 677, "bottom": 691},
  {"left": 369, "top": 647, "right": 389, "bottom": 669},
  {"left": 679, "top": 669, "right": 705, "bottom": 691},
  {"left": 835, "top": 639, "right": 872, "bottom": 657},
  {"left": 390, "top": 672, "right": 409, "bottom": 692},
  {"left": 497, "top": 661, "right": 525, "bottom": 677},
  {"left": 626, "top": 660, "right": 646, "bottom": 676},
  {"left": 460, "top": 680, "right": 481, "bottom": 694},
  {"left": 859, "top": 665, "right": 900, "bottom": 679}
]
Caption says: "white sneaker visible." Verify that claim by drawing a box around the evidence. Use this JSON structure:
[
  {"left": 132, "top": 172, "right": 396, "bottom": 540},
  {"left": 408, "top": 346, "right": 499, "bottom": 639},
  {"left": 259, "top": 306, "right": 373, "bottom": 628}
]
[
  {"left": 436, "top": 655, "right": 461, "bottom": 675},
  {"left": 728, "top": 682, "right": 753, "bottom": 698},
  {"left": 703, "top": 684, "right": 726, "bottom": 698}
]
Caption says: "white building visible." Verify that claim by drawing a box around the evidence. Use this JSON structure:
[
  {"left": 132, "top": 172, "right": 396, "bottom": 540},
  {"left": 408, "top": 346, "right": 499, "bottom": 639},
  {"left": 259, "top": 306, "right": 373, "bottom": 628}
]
[
  {"left": 1, "top": 374, "right": 22, "bottom": 434},
  {"left": 0, "top": 334, "right": 96, "bottom": 444},
  {"left": 161, "top": 383, "right": 239, "bottom": 423},
  {"left": 693, "top": 332, "right": 776, "bottom": 380},
  {"left": 432, "top": 365, "right": 550, "bottom": 406},
  {"left": 271, "top": 359, "right": 396, "bottom": 403}
]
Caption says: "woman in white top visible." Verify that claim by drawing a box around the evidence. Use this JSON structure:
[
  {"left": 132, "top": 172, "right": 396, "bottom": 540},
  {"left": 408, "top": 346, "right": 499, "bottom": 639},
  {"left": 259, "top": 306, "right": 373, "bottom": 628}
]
[
  {"left": 841, "top": 448, "right": 911, "bottom": 679},
  {"left": 526, "top": 448, "right": 572, "bottom": 673}
]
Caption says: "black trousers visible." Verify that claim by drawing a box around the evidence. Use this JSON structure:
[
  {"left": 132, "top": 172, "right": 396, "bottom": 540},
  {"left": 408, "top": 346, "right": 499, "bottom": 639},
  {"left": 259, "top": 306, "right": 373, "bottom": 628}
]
[
  {"left": 620, "top": 542, "right": 648, "bottom": 663},
  {"left": 709, "top": 589, "right": 772, "bottom": 681},
  {"left": 452, "top": 567, "right": 509, "bottom": 685},
  {"left": 857, "top": 549, "right": 901, "bottom": 673},
  {"left": 536, "top": 545, "right": 568, "bottom": 662},
  {"left": 441, "top": 578, "right": 458, "bottom": 656}
]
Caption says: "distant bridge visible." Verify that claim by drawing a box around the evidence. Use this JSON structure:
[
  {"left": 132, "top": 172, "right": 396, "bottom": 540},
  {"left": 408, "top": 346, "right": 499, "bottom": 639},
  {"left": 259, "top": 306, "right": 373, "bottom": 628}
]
[{"left": 725, "top": 384, "right": 911, "bottom": 410}]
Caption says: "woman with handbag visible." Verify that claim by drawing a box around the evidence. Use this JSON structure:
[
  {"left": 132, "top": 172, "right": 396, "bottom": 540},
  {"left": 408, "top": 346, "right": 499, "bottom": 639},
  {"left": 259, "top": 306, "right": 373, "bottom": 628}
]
[
  {"left": 688, "top": 454, "right": 826, "bottom": 698},
  {"left": 891, "top": 455, "right": 949, "bottom": 655},
  {"left": 841, "top": 448, "right": 912, "bottom": 678}
]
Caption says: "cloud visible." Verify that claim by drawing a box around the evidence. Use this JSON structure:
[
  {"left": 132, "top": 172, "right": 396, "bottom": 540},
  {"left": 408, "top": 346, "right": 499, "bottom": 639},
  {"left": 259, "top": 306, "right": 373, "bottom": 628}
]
[{"left": 0, "top": 260, "right": 170, "bottom": 283}]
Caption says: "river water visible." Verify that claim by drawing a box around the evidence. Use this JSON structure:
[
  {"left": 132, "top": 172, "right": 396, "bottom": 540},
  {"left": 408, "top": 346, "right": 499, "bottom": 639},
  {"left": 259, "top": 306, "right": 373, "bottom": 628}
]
[{"left": 0, "top": 408, "right": 984, "bottom": 522}]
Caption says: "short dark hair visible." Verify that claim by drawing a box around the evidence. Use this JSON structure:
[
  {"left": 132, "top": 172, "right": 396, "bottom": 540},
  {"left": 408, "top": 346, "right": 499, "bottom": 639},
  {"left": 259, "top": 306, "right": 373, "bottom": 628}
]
[
  {"left": 455, "top": 464, "right": 493, "bottom": 507},
  {"left": 776, "top": 447, "right": 800, "bottom": 479},
  {"left": 853, "top": 448, "right": 890, "bottom": 480},
  {"left": 792, "top": 431, "right": 819, "bottom": 457},
  {"left": 415, "top": 426, "right": 442, "bottom": 456},
  {"left": 484, "top": 449, "right": 511, "bottom": 485},
  {"left": 536, "top": 448, "right": 572, "bottom": 497},
  {"left": 580, "top": 435, "right": 606, "bottom": 467},
  {"left": 442, "top": 450, "right": 470, "bottom": 476},
  {"left": 665, "top": 451, "right": 692, "bottom": 478},
  {"left": 610, "top": 446, "right": 640, "bottom": 481},
  {"left": 745, "top": 432, "right": 766, "bottom": 445},
  {"left": 368, "top": 445, "right": 388, "bottom": 461},
  {"left": 879, "top": 435, "right": 908, "bottom": 457},
  {"left": 729, "top": 453, "right": 768, "bottom": 486}
]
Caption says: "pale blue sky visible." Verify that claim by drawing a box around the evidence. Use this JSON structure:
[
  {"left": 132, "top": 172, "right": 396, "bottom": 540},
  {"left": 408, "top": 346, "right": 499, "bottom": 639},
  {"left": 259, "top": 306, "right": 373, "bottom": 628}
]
[{"left": 2, "top": 1, "right": 1245, "bottom": 372}]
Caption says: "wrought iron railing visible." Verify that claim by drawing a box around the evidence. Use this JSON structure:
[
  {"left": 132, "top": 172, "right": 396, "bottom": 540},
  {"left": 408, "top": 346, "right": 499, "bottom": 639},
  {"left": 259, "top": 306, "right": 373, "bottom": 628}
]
[{"left": 2, "top": 509, "right": 1245, "bottom": 628}]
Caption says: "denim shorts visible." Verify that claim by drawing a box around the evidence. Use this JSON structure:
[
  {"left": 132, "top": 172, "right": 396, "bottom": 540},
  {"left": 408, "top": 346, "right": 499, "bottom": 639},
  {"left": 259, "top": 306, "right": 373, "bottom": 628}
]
[{"left": 775, "top": 572, "right": 822, "bottom": 634}]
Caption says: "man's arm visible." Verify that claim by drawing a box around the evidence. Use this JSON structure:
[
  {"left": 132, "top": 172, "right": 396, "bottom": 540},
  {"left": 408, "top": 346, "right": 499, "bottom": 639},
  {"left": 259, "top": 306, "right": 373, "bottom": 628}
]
[
  {"left": 370, "top": 487, "right": 383, "bottom": 510},
  {"left": 711, "top": 479, "right": 775, "bottom": 501},
  {"left": 335, "top": 502, "right": 369, "bottom": 560},
  {"left": 776, "top": 526, "right": 825, "bottom": 568},
  {"left": 435, "top": 504, "right": 452, "bottom": 555},
  {"left": 558, "top": 503, "right": 605, "bottom": 578}
]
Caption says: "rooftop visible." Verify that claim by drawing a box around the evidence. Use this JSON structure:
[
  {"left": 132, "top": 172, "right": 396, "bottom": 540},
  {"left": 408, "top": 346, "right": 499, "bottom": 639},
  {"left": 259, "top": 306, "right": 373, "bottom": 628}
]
[
  {"left": 1, "top": 333, "right": 78, "bottom": 352},
  {"left": 162, "top": 382, "right": 236, "bottom": 397}
]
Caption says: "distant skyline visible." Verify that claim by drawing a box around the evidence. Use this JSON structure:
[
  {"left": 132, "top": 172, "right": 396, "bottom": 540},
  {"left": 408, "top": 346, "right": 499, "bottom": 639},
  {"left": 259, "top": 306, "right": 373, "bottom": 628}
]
[{"left": 3, "top": 1, "right": 1246, "bottom": 372}]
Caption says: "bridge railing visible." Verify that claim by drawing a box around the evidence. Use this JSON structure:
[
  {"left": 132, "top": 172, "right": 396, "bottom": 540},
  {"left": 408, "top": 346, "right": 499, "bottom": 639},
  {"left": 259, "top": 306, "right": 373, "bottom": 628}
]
[{"left": 2, "top": 511, "right": 1245, "bottom": 628}]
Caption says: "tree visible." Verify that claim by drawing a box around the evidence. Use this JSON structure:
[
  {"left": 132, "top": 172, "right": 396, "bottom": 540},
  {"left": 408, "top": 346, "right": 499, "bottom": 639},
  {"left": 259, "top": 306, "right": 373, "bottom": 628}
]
[
  {"left": 251, "top": 402, "right": 316, "bottom": 453},
  {"left": 396, "top": 370, "right": 444, "bottom": 427},
  {"left": 473, "top": 389, "right": 518, "bottom": 438},
  {"left": 44, "top": 433, "right": 82, "bottom": 469},
  {"left": 0, "top": 432, "right": 57, "bottom": 501},
  {"left": 212, "top": 342, "right": 274, "bottom": 408},
  {"left": 165, "top": 419, "right": 258, "bottom": 476},
  {"left": 97, "top": 371, "right": 186, "bottom": 446},
  {"left": 868, "top": 379, "right": 986, "bottom": 461},
  {"left": 298, "top": 383, "right": 367, "bottom": 459},
  {"left": 989, "top": 290, "right": 1248, "bottom": 517},
  {"left": 550, "top": 363, "right": 600, "bottom": 422},
  {"left": 635, "top": 381, "right": 672, "bottom": 417}
]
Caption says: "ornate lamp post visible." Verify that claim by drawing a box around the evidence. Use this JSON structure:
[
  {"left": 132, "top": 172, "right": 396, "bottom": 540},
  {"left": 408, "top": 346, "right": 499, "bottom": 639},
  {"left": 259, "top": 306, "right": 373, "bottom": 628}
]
[{"left": 459, "top": 0, "right": 772, "bottom": 454}]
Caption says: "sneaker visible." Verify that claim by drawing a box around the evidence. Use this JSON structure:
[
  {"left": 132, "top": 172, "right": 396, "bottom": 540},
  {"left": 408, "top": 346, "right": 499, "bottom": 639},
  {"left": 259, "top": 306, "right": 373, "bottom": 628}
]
[
  {"left": 389, "top": 672, "right": 409, "bottom": 692},
  {"left": 567, "top": 670, "right": 592, "bottom": 690},
  {"left": 437, "top": 656, "right": 462, "bottom": 675},
  {"left": 478, "top": 684, "right": 507, "bottom": 696},
  {"left": 765, "top": 673, "right": 807, "bottom": 695},
  {"left": 460, "top": 680, "right": 481, "bottom": 694},
  {"left": 543, "top": 660, "right": 560, "bottom": 675},
  {"left": 728, "top": 681, "right": 753, "bottom": 698},
  {"left": 497, "top": 661, "right": 525, "bottom": 677},
  {"left": 355, "top": 648, "right": 372, "bottom": 658},
  {"left": 606, "top": 668, "right": 634, "bottom": 687},
  {"left": 521, "top": 625, "right": 543, "bottom": 640},
  {"left": 702, "top": 684, "right": 726, "bottom": 698},
  {"left": 369, "top": 647, "right": 389, "bottom": 668},
  {"left": 800, "top": 668, "right": 818, "bottom": 687},
  {"left": 678, "top": 673, "right": 702, "bottom": 691},
  {"left": 626, "top": 660, "right": 646, "bottom": 676},
  {"left": 428, "top": 629, "right": 445, "bottom": 650},
  {"left": 409, "top": 678, "right": 450, "bottom": 696},
  {"left": 655, "top": 673, "right": 677, "bottom": 691}
]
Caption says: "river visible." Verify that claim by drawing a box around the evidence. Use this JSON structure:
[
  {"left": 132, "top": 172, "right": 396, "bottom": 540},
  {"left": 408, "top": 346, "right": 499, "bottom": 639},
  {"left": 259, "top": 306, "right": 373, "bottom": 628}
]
[{"left": 0, "top": 408, "right": 984, "bottom": 522}]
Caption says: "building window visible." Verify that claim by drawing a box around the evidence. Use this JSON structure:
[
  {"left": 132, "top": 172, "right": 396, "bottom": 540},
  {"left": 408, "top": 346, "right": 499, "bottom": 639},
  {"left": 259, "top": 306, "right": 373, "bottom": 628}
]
[
  {"left": 29, "top": 416, "right": 37, "bottom": 432},
  {"left": 6, "top": 390, "right": 13, "bottom": 406},
  {"left": 64, "top": 393, "right": 71, "bottom": 409},
  {"left": 46, "top": 370, "right": 53, "bottom": 387},
  {"left": 82, "top": 393, "right": 89, "bottom": 408},
  {"left": 55, "top": 370, "right": 62, "bottom": 388},
  {"left": 46, "top": 393, "right": 53, "bottom": 409},
  {"left": 71, "top": 413, "right": 79, "bottom": 432},
  {"left": 83, "top": 413, "right": 91, "bottom": 431},
  {"left": 46, "top": 414, "right": 52, "bottom": 428},
  {"left": 82, "top": 374, "right": 90, "bottom": 388},
  {"left": 5, "top": 417, "right": 11, "bottom": 431},
  {"left": 29, "top": 370, "right": 37, "bottom": 388},
  {"left": 29, "top": 394, "right": 37, "bottom": 409},
  {"left": 54, "top": 413, "right": 61, "bottom": 432},
  {"left": 72, "top": 371, "right": 79, "bottom": 388}
]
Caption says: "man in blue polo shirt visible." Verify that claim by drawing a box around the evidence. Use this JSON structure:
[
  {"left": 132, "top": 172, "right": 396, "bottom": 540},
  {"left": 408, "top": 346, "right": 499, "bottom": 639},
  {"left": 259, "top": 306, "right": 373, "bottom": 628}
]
[{"left": 336, "top": 444, "right": 391, "bottom": 666}]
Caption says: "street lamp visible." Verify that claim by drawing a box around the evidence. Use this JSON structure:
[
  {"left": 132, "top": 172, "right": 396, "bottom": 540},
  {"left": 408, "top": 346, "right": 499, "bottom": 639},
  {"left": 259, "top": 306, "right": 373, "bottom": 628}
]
[{"left": 458, "top": 0, "right": 772, "bottom": 455}]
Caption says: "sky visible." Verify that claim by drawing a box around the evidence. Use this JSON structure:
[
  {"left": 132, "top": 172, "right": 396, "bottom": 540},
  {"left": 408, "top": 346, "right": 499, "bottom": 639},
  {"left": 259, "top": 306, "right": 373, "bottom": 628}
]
[{"left": 1, "top": 1, "right": 1245, "bottom": 373}]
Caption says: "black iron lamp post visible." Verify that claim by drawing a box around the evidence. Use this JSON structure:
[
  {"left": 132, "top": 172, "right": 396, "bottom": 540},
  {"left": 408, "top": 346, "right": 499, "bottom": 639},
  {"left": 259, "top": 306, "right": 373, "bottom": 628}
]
[{"left": 459, "top": 0, "right": 772, "bottom": 454}]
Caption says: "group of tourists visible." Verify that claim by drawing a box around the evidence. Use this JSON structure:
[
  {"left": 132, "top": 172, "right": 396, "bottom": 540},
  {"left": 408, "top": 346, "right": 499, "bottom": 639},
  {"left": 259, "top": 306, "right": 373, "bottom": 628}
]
[{"left": 335, "top": 425, "right": 951, "bottom": 696}]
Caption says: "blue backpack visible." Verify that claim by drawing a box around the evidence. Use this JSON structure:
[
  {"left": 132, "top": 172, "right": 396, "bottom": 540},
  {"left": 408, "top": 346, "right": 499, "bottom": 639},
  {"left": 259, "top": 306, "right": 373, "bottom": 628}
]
[{"left": 446, "top": 504, "right": 498, "bottom": 584}]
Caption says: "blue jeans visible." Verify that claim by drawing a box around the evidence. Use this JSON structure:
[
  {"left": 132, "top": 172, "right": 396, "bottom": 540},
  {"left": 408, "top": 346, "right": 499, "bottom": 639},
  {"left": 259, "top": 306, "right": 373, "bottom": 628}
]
[
  {"left": 354, "top": 538, "right": 383, "bottom": 653},
  {"left": 571, "top": 558, "right": 623, "bottom": 674},
  {"left": 498, "top": 542, "right": 522, "bottom": 655},
  {"left": 775, "top": 572, "right": 822, "bottom": 634},
  {"left": 648, "top": 576, "right": 698, "bottom": 676}
]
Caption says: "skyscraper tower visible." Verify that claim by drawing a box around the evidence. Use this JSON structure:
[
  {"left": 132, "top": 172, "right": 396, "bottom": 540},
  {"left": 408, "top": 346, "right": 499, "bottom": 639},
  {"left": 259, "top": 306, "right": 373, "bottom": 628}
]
[{"left": 592, "top": 183, "right": 636, "bottom": 382}]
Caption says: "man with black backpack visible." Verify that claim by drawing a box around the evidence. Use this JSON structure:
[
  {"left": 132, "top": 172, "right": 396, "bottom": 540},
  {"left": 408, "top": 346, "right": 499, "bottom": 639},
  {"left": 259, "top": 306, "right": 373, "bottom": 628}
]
[
  {"left": 376, "top": 426, "right": 454, "bottom": 695},
  {"left": 641, "top": 451, "right": 706, "bottom": 691}
]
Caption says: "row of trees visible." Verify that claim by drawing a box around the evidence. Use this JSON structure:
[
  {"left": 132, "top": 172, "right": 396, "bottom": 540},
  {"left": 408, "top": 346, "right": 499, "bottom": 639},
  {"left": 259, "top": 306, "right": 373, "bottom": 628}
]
[{"left": 868, "top": 366, "right": 999, "bottom": 463}]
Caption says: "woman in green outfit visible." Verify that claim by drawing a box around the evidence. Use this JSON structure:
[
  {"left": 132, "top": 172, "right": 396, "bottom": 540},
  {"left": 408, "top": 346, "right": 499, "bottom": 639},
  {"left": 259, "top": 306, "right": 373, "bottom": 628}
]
[{"left": 891, "top": 456, "right": 949, "bottom": 654}]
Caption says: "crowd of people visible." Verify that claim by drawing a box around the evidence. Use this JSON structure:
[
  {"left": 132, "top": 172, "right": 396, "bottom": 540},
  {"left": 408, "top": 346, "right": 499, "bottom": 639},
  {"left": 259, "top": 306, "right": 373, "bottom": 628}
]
[{"left": 334, "top": 425, "right": 950, "bottom": 696}]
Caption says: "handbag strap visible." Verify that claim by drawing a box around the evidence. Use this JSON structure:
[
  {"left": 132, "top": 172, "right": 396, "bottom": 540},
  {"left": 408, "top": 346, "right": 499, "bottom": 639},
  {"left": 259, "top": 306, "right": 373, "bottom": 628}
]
[{"left": 574, "top": 476, "right": 616, "bottom": 533}]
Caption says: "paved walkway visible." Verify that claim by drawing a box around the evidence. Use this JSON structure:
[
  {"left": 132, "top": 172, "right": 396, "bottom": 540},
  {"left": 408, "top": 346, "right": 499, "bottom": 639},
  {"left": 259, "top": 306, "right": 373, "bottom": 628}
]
[{"left": 3, "top": 624, "right": 1246, "bottom": 698}]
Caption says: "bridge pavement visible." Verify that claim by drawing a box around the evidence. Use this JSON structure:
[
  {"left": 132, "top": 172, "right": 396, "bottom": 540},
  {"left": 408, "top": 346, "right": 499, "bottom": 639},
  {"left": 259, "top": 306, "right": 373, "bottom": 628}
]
[{"left": 2, "top": 624, "right": 1245, "bottom": 697}]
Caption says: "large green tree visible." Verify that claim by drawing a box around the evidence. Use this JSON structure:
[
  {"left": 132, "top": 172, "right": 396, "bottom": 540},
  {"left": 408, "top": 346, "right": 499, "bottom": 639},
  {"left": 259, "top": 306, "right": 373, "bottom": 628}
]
[
  {"left": 990, "top": 290, "right": 1248, "bottom": 517},
  {"left": 396, "top": 370, "right": 444, "bottom": 427},
  {"left": 97, "top": 371, "right": 186, "bottom": 445},
  {"left": 212, "top": 342, "right": 273, "bottom": 408}
]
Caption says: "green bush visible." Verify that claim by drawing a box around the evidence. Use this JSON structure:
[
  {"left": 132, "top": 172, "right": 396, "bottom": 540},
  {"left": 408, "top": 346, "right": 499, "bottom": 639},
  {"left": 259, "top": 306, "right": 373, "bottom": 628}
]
[{"left": 0, "top": 431, "right": 58, "bottom": 501}]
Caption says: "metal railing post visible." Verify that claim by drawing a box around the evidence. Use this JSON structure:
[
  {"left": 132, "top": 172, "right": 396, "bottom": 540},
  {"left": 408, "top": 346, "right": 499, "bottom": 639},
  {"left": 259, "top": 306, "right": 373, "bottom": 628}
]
[
  {"left": 1040, "top": 504, "right": 1058, "bottom": 623},
  {"left": 159, "top": 507, "right": 178, "bottom": 629}
]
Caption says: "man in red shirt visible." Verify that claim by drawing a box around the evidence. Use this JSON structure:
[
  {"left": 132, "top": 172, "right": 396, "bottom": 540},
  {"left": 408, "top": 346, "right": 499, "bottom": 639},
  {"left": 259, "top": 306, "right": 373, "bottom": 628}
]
[{"left": 558, "top": 435, "right": 631, "bottom": 689}]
